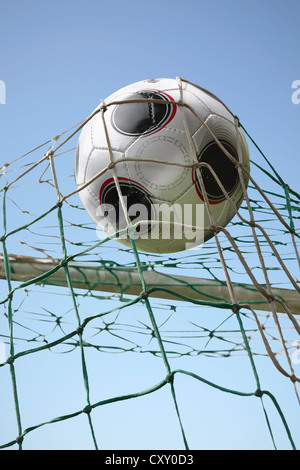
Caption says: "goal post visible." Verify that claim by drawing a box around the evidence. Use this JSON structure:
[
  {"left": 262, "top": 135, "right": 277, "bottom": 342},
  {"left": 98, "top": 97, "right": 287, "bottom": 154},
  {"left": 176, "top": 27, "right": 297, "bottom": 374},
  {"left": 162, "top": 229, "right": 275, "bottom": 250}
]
[{"left": 1, "top": 253, "right": 299, "bottom": 315}]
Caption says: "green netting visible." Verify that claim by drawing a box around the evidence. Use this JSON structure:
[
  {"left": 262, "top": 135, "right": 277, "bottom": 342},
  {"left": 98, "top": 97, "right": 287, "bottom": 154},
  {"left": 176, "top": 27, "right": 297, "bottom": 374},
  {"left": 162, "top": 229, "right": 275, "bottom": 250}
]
[{"left": 0, "top": 81, "right": 300, "bottom": 450}]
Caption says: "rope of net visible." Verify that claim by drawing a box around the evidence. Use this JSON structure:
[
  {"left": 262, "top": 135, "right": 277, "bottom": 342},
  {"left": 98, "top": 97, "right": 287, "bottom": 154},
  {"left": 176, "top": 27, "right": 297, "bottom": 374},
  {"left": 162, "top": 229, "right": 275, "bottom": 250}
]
[{"left": 0, "top": 77, "right": 299, "bottom": 450}]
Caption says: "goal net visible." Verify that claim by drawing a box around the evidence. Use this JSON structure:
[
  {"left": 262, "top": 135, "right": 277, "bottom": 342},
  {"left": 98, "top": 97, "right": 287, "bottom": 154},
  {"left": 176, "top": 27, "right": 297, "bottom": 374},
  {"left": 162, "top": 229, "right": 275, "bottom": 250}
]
[{"left": 0, "top": 78, "right": 299, "bottom": 450}]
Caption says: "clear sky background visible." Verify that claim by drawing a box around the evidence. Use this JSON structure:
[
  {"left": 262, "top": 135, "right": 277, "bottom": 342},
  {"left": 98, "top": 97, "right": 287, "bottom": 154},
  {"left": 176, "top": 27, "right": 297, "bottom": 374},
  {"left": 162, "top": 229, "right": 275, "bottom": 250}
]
[{"left": 0, "top": 0, "right": 300, "bottom": 450}]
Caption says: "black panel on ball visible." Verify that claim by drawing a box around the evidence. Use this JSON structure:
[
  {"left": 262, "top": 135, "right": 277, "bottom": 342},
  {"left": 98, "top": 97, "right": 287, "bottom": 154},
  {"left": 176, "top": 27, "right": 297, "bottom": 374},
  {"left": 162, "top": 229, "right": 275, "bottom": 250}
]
[
  {"left": 112, "top": 91, "right": 172, "bottom": 136},
  {"left": 101, "top": 180, "right": 153, "bottom": 233},
  {"left": 196, "top": 141, "right": 239, "bottom": 202}
]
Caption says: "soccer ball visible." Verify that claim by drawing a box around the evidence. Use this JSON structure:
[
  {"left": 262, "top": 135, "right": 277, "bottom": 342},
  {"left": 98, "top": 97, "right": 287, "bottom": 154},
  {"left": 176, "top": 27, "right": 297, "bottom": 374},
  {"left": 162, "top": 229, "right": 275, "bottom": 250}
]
[{"left": 75, "top": 78, "right": 250, "bottom": 253}]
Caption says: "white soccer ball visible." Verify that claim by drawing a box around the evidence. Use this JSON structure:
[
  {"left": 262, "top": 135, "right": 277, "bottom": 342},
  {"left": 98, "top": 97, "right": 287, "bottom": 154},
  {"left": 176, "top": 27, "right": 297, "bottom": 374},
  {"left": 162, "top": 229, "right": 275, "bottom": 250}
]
[{"left": 75, "top": 78, "right": 250, "bottom": 254}]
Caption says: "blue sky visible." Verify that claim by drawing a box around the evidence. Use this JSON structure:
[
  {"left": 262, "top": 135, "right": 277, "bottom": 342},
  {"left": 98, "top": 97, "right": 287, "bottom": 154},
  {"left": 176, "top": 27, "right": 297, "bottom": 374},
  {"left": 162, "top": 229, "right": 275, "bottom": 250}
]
[
  {"left": 0, "top": 0, "right": 300, "bottom": 450},
  {"left": 1, "top": 0, "right": 299, "bottom": 169}
]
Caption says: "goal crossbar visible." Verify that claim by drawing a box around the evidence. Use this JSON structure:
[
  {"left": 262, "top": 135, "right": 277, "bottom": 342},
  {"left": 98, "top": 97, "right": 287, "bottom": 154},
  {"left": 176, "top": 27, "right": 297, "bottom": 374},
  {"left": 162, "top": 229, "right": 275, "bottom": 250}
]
[{"left": 1, "top": 254, "right": 299, "bottom": 315}]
